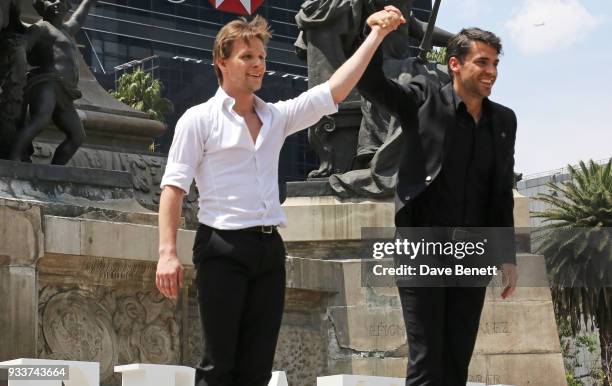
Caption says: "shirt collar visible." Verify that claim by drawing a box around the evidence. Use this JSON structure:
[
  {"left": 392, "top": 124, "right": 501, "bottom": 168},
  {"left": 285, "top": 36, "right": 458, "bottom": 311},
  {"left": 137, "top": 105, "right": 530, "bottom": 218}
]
[
  {"left": 214, "top": 87, "right": 267, "bottom": 113},
  {"left": 451, "top": 87, "right": 490, "bottom": 112}
]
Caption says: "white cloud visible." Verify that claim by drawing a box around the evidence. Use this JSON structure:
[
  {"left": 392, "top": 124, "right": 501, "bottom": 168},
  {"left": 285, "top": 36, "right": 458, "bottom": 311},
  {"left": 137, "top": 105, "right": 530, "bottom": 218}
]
[{"left": 504, "top": 0, "right": 601, "bottom": 54}]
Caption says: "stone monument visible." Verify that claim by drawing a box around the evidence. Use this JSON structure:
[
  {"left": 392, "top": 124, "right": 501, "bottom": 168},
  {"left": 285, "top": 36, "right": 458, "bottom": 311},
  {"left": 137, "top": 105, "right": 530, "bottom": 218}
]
[
  {"left": 0, "top": 0, "right": 26, "bottom": 159},
  {"left": 0, "top": 2, "right": 567, "bottom": 386},
  {"left": 8, "top": 0, "right": 97, "bottom": 164},
  {"left": 329, "top": 0, "right": 454, "bottom": 198},
  {"left": 0, "top": 178, "right": 568, "bottom": 386}
]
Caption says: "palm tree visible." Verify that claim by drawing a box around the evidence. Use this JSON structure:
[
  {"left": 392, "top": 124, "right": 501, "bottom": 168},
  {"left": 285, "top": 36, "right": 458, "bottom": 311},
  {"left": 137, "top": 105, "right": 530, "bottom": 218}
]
[
  {"left": 426, "top": 47, "right": 447, "bottom": 64},
  {"left": 533, "top": 159, "right": 612, "bottom": 384},
  {"left": 111, "top": 68, "right": 173, "bottom": 123}
]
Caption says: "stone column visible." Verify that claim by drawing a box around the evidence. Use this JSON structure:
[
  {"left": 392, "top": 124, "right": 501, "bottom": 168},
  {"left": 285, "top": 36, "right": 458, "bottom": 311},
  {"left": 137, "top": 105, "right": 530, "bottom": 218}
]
[{"left": 0, "top": 199, "right": 44, "bottom": 360}]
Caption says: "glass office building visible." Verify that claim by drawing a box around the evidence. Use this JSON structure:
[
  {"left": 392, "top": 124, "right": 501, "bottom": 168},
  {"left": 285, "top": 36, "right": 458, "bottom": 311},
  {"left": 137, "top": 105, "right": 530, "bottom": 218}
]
[
  {"left": 73, "top": 0, "right": 433, "bottom": 180},
  {"left": 78, "top": 0, "right": 306, "bottom": 73}
]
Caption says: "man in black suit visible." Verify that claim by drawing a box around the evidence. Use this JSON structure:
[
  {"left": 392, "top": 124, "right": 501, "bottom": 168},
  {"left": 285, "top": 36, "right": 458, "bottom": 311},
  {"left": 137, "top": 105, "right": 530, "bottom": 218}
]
[{"left": 359, "top": 11, "right": 519, "bottom": 386}]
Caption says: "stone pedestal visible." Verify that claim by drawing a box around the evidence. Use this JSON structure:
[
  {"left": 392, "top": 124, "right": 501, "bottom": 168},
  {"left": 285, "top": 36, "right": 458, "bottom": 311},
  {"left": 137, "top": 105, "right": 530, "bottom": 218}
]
[
  {"left": 0, "top": 175, "right": 566, "bottom": 386},
  {"left": 0, "top": 199, "right": 43, "bottom": 361},
  {"left": 275, "top": 190, "right": 566, "bottom": 386},
  {"left": 306, "top": 104, "right": 361, "bottom": 179}
]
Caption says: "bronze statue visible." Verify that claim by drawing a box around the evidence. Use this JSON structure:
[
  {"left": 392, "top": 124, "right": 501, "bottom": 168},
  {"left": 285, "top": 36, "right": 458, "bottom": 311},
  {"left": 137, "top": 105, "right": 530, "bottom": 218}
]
[
  {"left": 354, "top": 0, "right": 452, "bottom": 168},
  {"left": 9, "top": 0, "right": 96, "bottom": 164},
  {"left": 294, "top": 0, "right": 364, "bottom": 178},
  {"left": 0, "top": 0, "right": 26, "bottom": 159},
  {"left": 296, "top": 0, "right": 454, "bottom": 196}
]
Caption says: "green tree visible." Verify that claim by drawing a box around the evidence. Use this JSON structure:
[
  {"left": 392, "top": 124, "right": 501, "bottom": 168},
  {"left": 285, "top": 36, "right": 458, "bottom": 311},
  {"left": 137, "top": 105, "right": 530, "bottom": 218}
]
[
  {"left": 111, "top": 68, "right": 173, "bottom": 123},
  {"left": 426, "top": 47, "right": 447, "bottom": 64},
  {"left": 533, "top": 159, "right": 612, "bottom": 385}
]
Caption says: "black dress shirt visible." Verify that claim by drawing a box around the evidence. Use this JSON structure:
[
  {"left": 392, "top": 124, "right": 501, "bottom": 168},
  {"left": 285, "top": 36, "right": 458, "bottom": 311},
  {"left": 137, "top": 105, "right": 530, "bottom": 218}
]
[{"left": 412, "top": 91, "right": 494, "bottom": 227}]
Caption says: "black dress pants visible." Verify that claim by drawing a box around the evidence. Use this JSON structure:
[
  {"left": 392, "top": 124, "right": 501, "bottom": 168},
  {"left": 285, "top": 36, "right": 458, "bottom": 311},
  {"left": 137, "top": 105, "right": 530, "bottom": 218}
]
[
  {"left": 193, "top": 224, "right": 286, "bottom": 386},
  {"left": 398, "top": 286, "right": 487, "bottom": 386}
]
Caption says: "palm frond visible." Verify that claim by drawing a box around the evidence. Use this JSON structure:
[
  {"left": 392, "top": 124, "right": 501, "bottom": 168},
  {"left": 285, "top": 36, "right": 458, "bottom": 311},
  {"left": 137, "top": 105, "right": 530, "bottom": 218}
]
[
  {"left": 109, "top": 68, "right": 174, "bottom": 124},
  {"left": 532, "top": 159, "right": 612, "bottom": 339}
]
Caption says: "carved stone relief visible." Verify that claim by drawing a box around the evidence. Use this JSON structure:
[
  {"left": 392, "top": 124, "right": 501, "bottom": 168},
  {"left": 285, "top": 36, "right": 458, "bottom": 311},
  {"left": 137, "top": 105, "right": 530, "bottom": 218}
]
[
  {"left": 38, "top": 286, "right": 183, "bottom": 385},
  {"left": 31, "top": 143, "right": 200, "bottom": 227}
]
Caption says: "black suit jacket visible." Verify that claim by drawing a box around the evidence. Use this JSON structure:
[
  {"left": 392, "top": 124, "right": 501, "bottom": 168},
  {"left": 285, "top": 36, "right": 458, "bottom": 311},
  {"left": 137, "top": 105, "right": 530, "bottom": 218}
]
[{"left": 357, "top": 48, "right": 517, "bottom": 264}]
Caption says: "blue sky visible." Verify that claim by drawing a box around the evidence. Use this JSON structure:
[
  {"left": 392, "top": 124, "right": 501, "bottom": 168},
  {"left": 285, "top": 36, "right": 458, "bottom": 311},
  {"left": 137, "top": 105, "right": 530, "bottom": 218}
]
[{"left": 435, "top": 0, "right": 611, "bottom": 176}]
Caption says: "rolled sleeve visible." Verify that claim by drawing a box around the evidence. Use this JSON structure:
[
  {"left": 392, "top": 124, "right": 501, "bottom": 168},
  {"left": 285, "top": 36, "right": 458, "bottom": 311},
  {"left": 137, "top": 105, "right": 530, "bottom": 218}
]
[
  {"left": 276, "top": 81, "right": 339, "bottom": 137},
  {"left": 160, "top": 109, "right": 206, "bottom": 193},
  {"left": 160, "top": 162, "right": 195, "bottom": 193},
  {"left": 309, "top": 81, "right": 338, "bottom": 117}
]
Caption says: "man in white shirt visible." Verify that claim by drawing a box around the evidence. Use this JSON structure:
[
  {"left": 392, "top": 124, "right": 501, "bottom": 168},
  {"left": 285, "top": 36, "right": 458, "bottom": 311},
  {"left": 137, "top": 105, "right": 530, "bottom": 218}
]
[{"left": 157, "top": 10, "right": 404, "bottom": 386}]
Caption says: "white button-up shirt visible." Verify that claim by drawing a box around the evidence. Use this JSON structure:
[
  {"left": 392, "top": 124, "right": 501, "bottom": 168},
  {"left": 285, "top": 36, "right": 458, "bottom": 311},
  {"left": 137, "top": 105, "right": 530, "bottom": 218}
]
[{"left": 160, "top": 82, "right": 338, "bottom": 230}]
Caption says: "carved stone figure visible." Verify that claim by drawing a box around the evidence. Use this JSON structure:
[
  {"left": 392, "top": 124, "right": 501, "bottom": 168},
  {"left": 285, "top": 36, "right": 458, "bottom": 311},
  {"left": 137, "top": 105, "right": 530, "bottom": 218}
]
[
  {"left": 9, "top": 0, "right": 96, "bottom": 164},
  {"left": 0, "top": 0, "right": 26, "bottom": 159},
  {"left": 329, "top": 59, "right": 450, "bottom": 197},
  {"left": 296, "top": 0, "right": 454, "bottom": 196},
  {"left": 295, "top": 0, "right": 364, "bottom": 178},
  {"left": 38, "top": 286, "right": 181, "bottom": 384},
  {"left": 354, "top": 0, "right": 452, "bottom": 166}
]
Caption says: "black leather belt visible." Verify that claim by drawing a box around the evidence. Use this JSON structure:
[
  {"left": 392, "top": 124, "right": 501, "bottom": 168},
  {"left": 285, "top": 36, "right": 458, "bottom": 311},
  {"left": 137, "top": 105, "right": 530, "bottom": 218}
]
[{"left": 240, "top": 225, "right": 277, "bottom": 234}]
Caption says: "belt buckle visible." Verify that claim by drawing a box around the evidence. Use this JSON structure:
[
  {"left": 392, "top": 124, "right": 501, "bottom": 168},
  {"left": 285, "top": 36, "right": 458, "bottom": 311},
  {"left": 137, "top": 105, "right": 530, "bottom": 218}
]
[{"left": 261, "top": 225, "right": 274, "bottom": 234}]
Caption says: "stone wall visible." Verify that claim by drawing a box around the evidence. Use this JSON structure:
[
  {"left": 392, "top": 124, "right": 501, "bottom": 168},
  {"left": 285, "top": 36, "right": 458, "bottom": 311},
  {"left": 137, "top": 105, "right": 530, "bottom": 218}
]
[{"left": 0, "top": 191, "right": 567, "bottom": 386}]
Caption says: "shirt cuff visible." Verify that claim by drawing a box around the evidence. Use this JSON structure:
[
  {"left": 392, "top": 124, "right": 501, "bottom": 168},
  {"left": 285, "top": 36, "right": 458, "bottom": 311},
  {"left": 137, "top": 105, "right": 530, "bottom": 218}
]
[
  {"left": 160, "top": 162, "right": 194, "bottom": 193},
  {"left": 311, "top": 81, "right": 339, "bottom": 117}
]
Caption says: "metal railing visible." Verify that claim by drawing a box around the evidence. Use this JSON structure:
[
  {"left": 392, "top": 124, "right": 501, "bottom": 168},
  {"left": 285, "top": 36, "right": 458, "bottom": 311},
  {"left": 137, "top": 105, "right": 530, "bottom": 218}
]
[{"left": 522, "top": 157, "right": 611, "bottom": 181}]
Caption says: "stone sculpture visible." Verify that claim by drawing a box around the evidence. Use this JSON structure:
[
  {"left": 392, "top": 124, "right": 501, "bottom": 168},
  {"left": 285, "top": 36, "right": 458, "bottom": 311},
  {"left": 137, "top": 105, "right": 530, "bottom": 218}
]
[
  {"left": 296, "top": 0, "right": 454, "bottom": 196},
  {"left": 0, "top": 0, "right": 26, "bottom": 159},
  {"left": 295, "top": 0, "right": 364, "bottom": 178},
  {"left": 9, "top": 0, "right": 96, "bottom": 164}
]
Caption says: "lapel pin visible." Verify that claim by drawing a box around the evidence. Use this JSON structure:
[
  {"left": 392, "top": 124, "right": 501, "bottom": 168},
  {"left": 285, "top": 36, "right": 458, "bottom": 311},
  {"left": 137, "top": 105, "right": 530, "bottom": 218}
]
[{"left": 501, "top": 132, "right": 506, "bottom": 139}]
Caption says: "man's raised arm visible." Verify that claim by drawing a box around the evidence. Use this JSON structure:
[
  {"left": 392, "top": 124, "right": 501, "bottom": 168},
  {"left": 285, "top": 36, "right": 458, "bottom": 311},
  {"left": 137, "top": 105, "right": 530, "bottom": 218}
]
[
  {"left": 65, "top": 0, "right": 96, "bottom": 35},
  {"left": 328, "top": 7, "right": 406, "bottom": 104},
  {"left": 279, "top": 7, "right": 406, "bottom": 138}
]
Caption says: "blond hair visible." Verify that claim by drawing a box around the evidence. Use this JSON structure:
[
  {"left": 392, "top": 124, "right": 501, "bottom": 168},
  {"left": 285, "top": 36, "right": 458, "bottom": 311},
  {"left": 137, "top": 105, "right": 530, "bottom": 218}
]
[{"left": 212, "top": 16, "right": 271, "bottom": 85}]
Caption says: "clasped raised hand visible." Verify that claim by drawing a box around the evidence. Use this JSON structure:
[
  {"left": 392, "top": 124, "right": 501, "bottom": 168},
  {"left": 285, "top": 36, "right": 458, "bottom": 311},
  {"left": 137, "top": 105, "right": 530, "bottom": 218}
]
[{"left": 366, "top": 5, "right": 406, "bottom": 34}]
